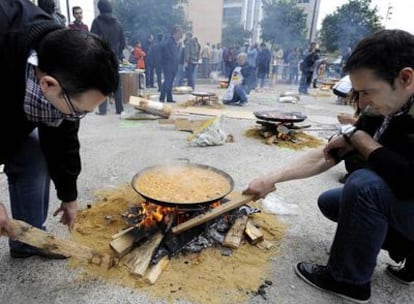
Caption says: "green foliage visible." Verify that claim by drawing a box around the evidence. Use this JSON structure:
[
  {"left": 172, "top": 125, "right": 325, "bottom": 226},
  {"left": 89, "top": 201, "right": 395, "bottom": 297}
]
[
  {"left": 111, "top": 0, "right": 188, "bottom": 45},
  {"left": 319, "top": 0, "right": 383, "bottom": 53},
  {"left": 222, "top": 22, "right": 252, "bottom": 47},
  {"left": 260, "top": 0, "right": 308, "bottom": 50}
]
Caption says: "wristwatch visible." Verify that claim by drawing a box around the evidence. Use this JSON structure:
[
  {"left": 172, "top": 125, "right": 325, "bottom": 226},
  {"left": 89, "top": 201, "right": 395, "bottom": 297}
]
[{"left": 340, "top": 125, "right": 357, "bottom": 143}]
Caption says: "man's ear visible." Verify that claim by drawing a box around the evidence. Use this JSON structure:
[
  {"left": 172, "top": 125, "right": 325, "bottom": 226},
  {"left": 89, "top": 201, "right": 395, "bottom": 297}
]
[
  {"left": 399, "top": 68, "right": 414, "bottom": 88},
  {"left": 38, "top": 75, "right": 61, "bottom": 96}
]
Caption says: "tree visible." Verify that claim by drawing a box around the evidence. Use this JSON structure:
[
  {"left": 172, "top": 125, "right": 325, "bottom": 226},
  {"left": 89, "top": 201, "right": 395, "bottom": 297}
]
[
  {"left": 260, "top": 0, "right": 308, "bottom": 50},
  {"left": 319, "top": 0, "right": 383, "bottom": 53},
  {"left": 111, "top": 0, "right": 188, "bottom": 46},
  {"left": 222, "top": 21, "right": 251, "bottom": 47}
]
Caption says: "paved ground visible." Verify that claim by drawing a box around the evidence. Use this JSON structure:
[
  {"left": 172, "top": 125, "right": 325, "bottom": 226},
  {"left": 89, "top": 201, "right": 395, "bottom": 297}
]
[{"left": 0, "top": 81, "right": 412, "bottom": 304}]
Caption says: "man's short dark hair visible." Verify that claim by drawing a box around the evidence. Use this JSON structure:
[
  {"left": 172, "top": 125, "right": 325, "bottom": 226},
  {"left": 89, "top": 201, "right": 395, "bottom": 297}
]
[
  {"left": 37, "top": 29, "right": 119, "bottom": 98},
  {"left": 38, "top": 0, "right": 55, "bottom": 14},
  {"left": 98, "top": 0, "right": 112, "bottom": 14},
  {"left": 72, "top": 6, "right": 82, "bottom": 15},
  {"left": 344, "top": 29, "right": 414, "bottom": 86}
]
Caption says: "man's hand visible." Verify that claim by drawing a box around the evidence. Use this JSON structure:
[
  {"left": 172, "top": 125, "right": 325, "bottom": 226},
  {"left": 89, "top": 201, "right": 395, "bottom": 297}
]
[
  {"left": 0, "top": 203, "right": 16, "bottom": 239},
  {"left": 323, "top": 134, "right": 354, "bottom": 163},
  {"left": 243, "top": 177, "right": 276, "bottom": 199},
  {"left": 53, "top": 200, "right": 78, "bottom": 232}
]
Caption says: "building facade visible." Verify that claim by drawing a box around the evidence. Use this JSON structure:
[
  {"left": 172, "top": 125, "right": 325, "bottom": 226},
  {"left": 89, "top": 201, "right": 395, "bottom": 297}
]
[{"left": 223, "top": 0, "right": 321, "bottom": 43}]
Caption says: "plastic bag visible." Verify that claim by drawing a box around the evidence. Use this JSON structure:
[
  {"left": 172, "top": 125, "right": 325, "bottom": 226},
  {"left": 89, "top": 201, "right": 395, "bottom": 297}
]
[
  {"left": 260, "top": 191, "right": 298, "bottom": 215},
  {"left": 188, "top": 115, "right": 226, "bottom": 147}
]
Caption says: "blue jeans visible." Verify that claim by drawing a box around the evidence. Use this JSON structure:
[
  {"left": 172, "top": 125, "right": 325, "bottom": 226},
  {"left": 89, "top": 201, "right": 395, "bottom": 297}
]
[
  {"left": 232, "top": 84, "right": 249, "bottom": 103},
  {"left": 175, "top": 64, "right": 184, "bottom": 87},
  {"left": 4, "top": 129, "right": 50, "bottom": 252},
  {"left": 160, "top": 69, "right": 176, "bottom": 102},
  {"left": 317, "top": 169, "right": 414, "bottom": 284}
]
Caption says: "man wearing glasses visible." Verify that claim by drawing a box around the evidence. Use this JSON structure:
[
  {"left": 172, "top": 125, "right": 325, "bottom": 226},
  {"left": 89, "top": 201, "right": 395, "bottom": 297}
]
[{"left": 0, "top": 0, "right": 119, "bottom": 258}]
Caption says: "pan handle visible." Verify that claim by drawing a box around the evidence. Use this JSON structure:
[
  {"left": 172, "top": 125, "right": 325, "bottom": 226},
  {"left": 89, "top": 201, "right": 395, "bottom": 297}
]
[{"left": 175, "top": 158, "right": 190, "bottom": 164}]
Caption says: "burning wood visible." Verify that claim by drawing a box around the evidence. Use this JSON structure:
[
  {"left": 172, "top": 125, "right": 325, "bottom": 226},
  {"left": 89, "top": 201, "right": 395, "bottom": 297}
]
[{"left": 108, "top": 192, "right": 273, "bottom": 284}]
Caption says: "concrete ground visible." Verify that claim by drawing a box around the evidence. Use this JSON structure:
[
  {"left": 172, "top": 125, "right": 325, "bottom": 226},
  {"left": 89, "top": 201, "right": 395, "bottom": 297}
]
[{"left": 0, "top": 81, "right": 412, "bottom": 304}]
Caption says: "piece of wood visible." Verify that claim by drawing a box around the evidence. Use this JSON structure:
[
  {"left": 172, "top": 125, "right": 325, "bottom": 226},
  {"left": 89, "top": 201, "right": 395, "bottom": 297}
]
[
  {"left": 172, "top": 192, "right": 254, "bottom": 234},
  {"left": 2, "top": 219, "right": 115, "bottom": 268},
  {"left": 256, "top": 239, "right": 274, "bottom": 250},
  {"left": 109, "top": 232, "right": 135, "bottom": 258},
  {"left": 124, "top": 232, "right": 163, "bottom": 277},
  {"left": 245, "top": 220, "right": 264, "bottom": 245},
  {"left": 144, "top": 255, "right": 170, "bottom": 284},
  {"left": 111, "top": 226, "right": 135, "bottom": 240},
  {"left": 174, "top": 118, "right": 209, "bottom": 132},
  {"left": 265, "top": 135, "right": 277, "bottom": 145},
  {"left": 223, "top": 215, "right": 248, "bottom": 248}
]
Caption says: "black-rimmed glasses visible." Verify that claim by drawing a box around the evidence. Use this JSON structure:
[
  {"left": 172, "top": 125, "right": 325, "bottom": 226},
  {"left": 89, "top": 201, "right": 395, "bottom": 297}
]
[{"left": 61, "top": 87, "right": 89, "bottom": 120}]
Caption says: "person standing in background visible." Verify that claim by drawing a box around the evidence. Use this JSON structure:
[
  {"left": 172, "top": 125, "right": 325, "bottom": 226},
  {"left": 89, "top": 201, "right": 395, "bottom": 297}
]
[
  {"left": 200, "top": 42, "right": 211, "bottom": 78},
  {"left": 68, "top": 6, "right": 89, "bottom": 32},
  {"left": 91, "top": 0, "right": 125, "bottom": 115},
  {"left": 38, "top": 0, "right": 66, "bottom": 26},
  {"left": 151, "top": 33, "right": 164, "bottom": 91},
  {"left": 184, "top": 32, "right": 199, "bottom": 90},
  {"left": 159, "top": 26, "right": 183, "bottom": 103},
  {"left": 142, "top": 34, "right": 154, "bottom": 88},
  {"left": 133, "top": 41, "right": 146, "bottom": 70},
  {"left": 256, "top": 43, "right": 271, "bottom": 88}
]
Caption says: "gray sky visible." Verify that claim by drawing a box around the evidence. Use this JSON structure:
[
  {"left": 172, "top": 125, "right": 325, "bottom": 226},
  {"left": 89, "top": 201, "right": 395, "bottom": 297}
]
[{"left": 317, "top": 0, "right": 414, "bottom": 34}]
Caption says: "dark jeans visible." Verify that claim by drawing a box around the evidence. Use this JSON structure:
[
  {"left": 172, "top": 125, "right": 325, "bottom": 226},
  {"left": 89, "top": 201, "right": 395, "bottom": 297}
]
[
  {"left": 298, "top": 70, "right": 313, "bottom": 94},
  {"left": 186, "top": 63, "right": 197, "bottom": 89},
  {"left": 4, "top": 129, "right": 50, "bottom": 252},
  {"left": 146, "top": 64, "right": 155, "bottom": 87},
  {"left": 155, "top": 65, "right": 163, "bottom": 91},
  {"left": 98, "top": 83, "right": 123, "bottom": 114},
  {"left": 317, "top": 169, "right": 414, "bottom": 284},
  {"left": 160, "top": 70, "right": 176, "bottom": 102}
]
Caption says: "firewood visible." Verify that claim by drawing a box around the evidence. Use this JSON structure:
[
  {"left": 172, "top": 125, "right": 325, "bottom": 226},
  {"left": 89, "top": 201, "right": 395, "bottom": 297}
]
[
  {"left": 172, "top": 192, "right": 254, "bottom": 234},
  {"left": 265, "top": 134, "right": 277, "bottom": 145},
  {"left": 256, "top": 239, "right": 274, "bottom": 250},
  {"left": 223, "top": 215, "right": 248, "bottom": 248},
  {"left": 109, "top": 232, "right": 135, "bottom": 258},
  {"left": 124, "top": 232, "right": 163, "bottom": 277},
  {"left": 111, "top": 226, "right": 135, "bottom": 240},
  {"left": 245, "top": 220, "right": 264, "bottom": 244},
  {"left": 144, "top": 255, "right": 170, "bottom": 284},
  {"left": 1, "top": 219, "right": 116, "bottom": 268},
  {"left": 262, "top": 131, "right": 274, "bottom": 138}
]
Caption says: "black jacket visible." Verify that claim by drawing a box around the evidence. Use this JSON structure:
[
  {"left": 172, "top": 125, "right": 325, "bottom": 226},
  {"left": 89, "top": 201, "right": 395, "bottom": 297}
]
[
  {"left": 0, "top": 0, "right": 81, "bottom": 202},
  {"left": 90, "top": 13, "right": 125, "bottom": 60}
]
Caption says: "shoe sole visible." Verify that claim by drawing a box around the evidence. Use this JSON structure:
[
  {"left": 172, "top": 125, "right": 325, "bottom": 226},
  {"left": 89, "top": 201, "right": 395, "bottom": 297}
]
[
  {"left": 294, "top": 264, "right": 369, "bottom": 304},
  {"left": 385, "top": 266, "right": 414, "bottom": 285}
]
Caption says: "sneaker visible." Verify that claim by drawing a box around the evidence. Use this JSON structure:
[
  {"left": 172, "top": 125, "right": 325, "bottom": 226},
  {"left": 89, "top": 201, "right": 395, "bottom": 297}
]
[
  {"left": 10, "top": 249, "right": 67, "bottom": 260},
  {"left": 386, "top": 264, "right": 414, "bottom": 285},
  {"left": 295, "top": 262, "right": 370, "bottom": 304}
]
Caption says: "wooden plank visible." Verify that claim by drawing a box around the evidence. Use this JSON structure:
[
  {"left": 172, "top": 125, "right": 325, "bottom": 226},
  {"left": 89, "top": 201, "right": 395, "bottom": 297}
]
[
  {"left": 109, "top": 232, "right": 135, "bottom": 258},
  {"left": 245, "top": 220, "right": 264, "bottom": 245},
  {"left": 172, "top": 192, "right": 254, "bottom": 234},
  {"left": 2, "top": 219, "right": 115, "bottom": 268},
  {"left": 111, "top": 226, "right": 135, "bottom": 240},
  {"left": 223, "top": 215, "right": 248, "bottom": 248},
  {"left": 144, "top": 255, "right": 170, "bottom": 284},
  {"left": 174, "top": 118, "right": 209, "bottom": 132},
  {"left": 124, "top": 232, "right": 164, "bottom": 277}
]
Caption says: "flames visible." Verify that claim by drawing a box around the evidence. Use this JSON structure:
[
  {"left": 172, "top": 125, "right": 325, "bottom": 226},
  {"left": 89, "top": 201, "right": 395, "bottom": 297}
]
[{"left": 124, "top": 200, "right": 221, "bottom": 230}]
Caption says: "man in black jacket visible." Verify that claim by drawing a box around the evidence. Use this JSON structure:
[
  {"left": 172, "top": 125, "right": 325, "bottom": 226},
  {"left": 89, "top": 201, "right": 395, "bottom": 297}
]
[
  {"left": 91, "top": 0, "right": 125, "bottom": 115},
  {"left": 244, "top": 29, "right": 414, "bottom": 303},
  {"left": 0, "top": 0, "right": 118, "bottom": 257},
  {"left": 159, "top": 26, "right": 183, "bottom": 103}
]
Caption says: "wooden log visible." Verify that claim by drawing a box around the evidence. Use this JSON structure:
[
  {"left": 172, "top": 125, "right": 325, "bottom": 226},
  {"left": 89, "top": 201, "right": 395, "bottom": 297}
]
[
  {"left": 245, "top": 220, "right": 264, "bottom": 245},
  {"left": 144, "top": 255, "right": 170, "bottom": 284},
  {"left": 172, "top": 192, "right": 254, "bottom": 234},
  {"left": 2, "top": 219, "right": 115, "bottom": 268},
  {"left": 265, "top": 134, "right": 277, "bottom": 145},
  {"left": 256, "top": 239, "right": 274, "bottom": 250},
  {"left": 223, "top": 215, "right": 248, "bottom": 248},
  {"left": 109, "top": 232, "right": 135, "bottom": 258},
  {"left": 111, "top": 226, "right": 135, "bottom": 240},
  {"left": 124, "top": 232, "right": 163, "bottom": 277}
]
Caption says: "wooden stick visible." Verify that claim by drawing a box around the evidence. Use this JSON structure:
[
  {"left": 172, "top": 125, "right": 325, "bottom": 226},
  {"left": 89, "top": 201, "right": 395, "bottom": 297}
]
[
  {"left": 144, "top": 255, "right": 170, "bottom": 284},
  {"left": 111, "top": 226, "right": 135, "bottom": 240},
  {"left": 245, "top": 220, "right": 264, "bottom": 245},
  {"left": 109, "top": 232, "right": 135, "bottom": 258},
  {"left": 172, "top": 192, "right": 254, "bottom": 234},
  {"left": 2, "top": 219, "right": 115, "bottom": 268},
  {"left": 223, "top": 215, "right": 248, "bottom": 248},
  {"left": 124, "top": 232, "right": 163, "bottom": 277}
]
